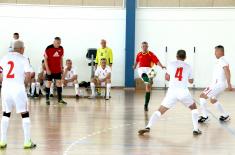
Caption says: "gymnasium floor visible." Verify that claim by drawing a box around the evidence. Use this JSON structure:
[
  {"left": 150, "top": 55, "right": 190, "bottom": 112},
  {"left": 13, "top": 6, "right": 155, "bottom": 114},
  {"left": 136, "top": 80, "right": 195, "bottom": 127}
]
[{"left": 0, "top": 89, "right": 234, "bottom": 155}]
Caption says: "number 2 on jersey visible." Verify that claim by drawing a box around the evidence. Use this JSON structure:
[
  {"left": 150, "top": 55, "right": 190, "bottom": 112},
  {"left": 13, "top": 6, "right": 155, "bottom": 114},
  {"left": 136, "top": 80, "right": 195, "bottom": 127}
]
[
  {"left": 7, "top": 61, "right": 15, "bottom": 78},
  {"left": 175, "top": 67, "right": 183, "bottom": 81}
]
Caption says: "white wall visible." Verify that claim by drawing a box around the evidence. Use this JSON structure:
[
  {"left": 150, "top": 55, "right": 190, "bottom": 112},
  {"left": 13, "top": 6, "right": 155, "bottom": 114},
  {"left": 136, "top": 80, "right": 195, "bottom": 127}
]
[
  {"left": 0, "top": 5, "right": 126, "bottom": 86},
  {"left": 136, "top": 8, "right": 235, "bottom": 88}
]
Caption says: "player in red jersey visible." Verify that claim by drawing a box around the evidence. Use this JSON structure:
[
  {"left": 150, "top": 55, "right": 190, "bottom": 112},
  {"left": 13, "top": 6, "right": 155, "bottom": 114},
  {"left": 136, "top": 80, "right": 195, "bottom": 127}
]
[
  {"left": 133, "top": 42, "right": 165, "bottom": 111},
  {"left": 44, "top": 37, "right": 67, "bottom": 105}
]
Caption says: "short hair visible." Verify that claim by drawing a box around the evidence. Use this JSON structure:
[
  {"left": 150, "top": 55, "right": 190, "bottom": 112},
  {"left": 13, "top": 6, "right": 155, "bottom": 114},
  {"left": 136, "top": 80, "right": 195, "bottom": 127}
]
[
  {"left": 54, "top": 37, "right": 61, "bottom": 41},
  {"left": 142, "top": 41, "right": 148, "bottom": 45},
  {"left": 13, "top": 40, "right": 24, "bottom": 50},
  {"left": 13, "top": 33, "right": 19, "bottom": 36},
  {"left": 215, "top": 45, "right": 224, "bottom": 52},
  {"left": 66, "top": 59, "right": 72, "bottom": 63},
  {"left": 177, "top": 50, "right": 186, "bottom": 60},
  {"left": 42, "top": 60, "right": 44, "bottom": 63}
]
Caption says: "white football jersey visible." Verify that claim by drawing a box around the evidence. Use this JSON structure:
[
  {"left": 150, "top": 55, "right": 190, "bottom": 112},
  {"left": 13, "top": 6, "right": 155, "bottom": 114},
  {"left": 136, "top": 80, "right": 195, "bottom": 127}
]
[
  {"left": 0, "top": 52, "right": 31, "bottom": 87},
  {"left": 167, "top": 60, "right": 193, "bottom": 89},
  {"left": 212, "top": 56, "right": 228, "bottom": 84},
  {"left": 95, "top": 66, "right": 111, "bottom": 80},
  {"left": 64, "top": 67, "right": 77, "bottom": 79}
]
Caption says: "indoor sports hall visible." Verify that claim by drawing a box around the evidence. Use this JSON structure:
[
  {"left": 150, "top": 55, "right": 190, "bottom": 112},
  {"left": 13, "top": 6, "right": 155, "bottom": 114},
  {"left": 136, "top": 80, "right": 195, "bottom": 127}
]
[{"left": 0, "top": 0, "right": 235, "bottom": 155}]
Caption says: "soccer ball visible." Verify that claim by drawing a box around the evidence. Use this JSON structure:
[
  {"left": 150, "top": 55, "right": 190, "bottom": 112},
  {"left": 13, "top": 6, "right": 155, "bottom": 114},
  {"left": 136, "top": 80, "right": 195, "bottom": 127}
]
[{"left": 148, "top": 69, "right": 157, "bottom": 79}]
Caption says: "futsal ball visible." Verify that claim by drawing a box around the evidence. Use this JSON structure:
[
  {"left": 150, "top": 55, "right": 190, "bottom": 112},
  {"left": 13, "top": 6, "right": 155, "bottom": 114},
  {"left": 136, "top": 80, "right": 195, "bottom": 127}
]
[{"left": 148, "top": 69, "right": 157, "bottom": 79}]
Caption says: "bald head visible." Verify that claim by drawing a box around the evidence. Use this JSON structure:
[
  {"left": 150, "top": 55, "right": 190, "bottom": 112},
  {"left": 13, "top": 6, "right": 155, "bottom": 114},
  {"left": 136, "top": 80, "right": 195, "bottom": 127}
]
[
  {"left": 13, "top": 40, "right": 25, "bottom": 54},
  {"left": 101, "top": 39, "right": 107, "bottom": 48}
]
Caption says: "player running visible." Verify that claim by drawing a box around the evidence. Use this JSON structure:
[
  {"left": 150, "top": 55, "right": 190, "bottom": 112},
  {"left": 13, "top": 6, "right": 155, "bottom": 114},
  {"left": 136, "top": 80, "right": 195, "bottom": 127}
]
[
  {"left": 133, "top": 42, "right": 165, "bottom": 111},
  {"left": 198, "top": 45, "right": 232, "bottom": 123},
  {"left": 138, "top": 50, "right": 202, "bottom": 136},
  {"left": 0, "top": 40, "right": 36, "bottom": 149}
]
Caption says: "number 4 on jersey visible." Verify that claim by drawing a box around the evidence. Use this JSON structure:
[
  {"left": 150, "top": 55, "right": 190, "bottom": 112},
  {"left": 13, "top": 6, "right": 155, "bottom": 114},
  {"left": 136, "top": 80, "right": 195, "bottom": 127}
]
[{"left": 175, "top": 67, "right": 183, "bottom": 81}]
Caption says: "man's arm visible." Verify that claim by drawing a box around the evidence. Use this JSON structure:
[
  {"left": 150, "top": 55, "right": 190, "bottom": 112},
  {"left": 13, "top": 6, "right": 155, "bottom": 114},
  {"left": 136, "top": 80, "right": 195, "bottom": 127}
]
[
  {"left": 157, "top": 62, "right": 166, "bottom": 69},
  {"left": 109, "top": 48, "right": 113, "bottom": 67},
  {"left": 44, "top": 52, "right": 51, "bottom": 75},
  {"left": 24, "top": 72, "right": 31, "bottom": 85},
  {"left": 224, "top": 66, "right": 232, "bottom": 91},
  {"left": 165, "top": 73, "right": 170, "bottom": 81}
]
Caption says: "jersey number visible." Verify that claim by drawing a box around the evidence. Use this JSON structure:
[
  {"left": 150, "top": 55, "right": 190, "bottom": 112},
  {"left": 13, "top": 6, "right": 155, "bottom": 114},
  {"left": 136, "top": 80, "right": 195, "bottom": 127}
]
[
  {"left": 7, "top": 61, "right": 15, "bottom": 78},
  {"left": 175, "top": 67, "right": 183, "bottom": 81}
]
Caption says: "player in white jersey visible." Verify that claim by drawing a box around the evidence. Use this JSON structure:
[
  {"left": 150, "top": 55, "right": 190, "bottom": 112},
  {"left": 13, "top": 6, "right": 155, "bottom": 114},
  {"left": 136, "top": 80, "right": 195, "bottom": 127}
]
[
  {"left": 0, "top": 41, "right": 36, "bottom": 149},
  {"left": 138, "top": 50, "right": 202, "bottom": 136},
  {"left": 8, "top": 33, "right": 20, "bottom": 52},
  {"left": 62, "top": 59, "right": 80, "bottom": 98},
  {"left": 198, "top": 45, "right": 232, "bottom": 123},
  {"left": 89, "top": 58, "right": 111, "bottom": 100}
]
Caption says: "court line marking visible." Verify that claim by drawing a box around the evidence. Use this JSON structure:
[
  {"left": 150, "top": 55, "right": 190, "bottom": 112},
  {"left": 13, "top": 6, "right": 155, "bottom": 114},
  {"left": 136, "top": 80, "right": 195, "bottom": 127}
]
[
  {"left": 194, "top": 99, "right": 235, "bottom": 138},
  {"left": 63, "top": 122, "right": 139, "bottom": 155}
]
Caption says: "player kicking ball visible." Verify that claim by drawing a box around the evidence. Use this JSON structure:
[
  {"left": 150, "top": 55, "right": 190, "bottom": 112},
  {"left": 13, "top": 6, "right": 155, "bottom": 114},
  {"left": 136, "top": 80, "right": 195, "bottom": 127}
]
[
  {"left": 0, "top": 41, "right": 36, "bottom": 149},
  {"left": 133, "top": 42, "right": 165, "bottom": 111},
  {"left": 198, "top": 45, "right": 232, "bottom": 123},
  {"left": 138, "top": 50, "right": 202, "bottom": 136},
  {"left": 89, "top": 58, "right": 111, "bottom": 100}
]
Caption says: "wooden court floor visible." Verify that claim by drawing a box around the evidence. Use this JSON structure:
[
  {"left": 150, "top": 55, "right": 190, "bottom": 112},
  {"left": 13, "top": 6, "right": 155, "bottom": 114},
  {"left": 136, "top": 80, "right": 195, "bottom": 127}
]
[{"left": 0, "top": 89, "right": 234, "bottom": 155}]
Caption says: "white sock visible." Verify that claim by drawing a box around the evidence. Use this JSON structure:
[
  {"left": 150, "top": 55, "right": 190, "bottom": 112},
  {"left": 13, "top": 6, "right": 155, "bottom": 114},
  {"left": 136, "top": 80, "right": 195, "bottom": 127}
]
[
  {"left": 1, "top": 116, "right": 9, "bottom": 143},
  {"left": 200, "top": 98, "right": 208, "bottom": 117},
  {"left": 106, "top": 83, "right": 111, "bottom": 98},
  {"left": 35, "top": 82, "right": 40, "bottom": 94},
  {"left": 191, "top": 109, "right": 199, "bottom": 131},
  {"left": 146, "top": 111, "right": 161, "bottom": 128},
  {"left": 50, "top": 83, "right": 54, "bottom": 94},
  {"left": 214, "top": 101, "right": 228, "bottom": 117},
  {"left": 90, "top": 83, "right": 95, "bottom": 96},
  {"left": 75, "top": 83, "right": 80, "bottom": 95},
  {"left": 31, "top": 83, "right": 36, "bottom": 95},
  {"left": 22, "top": 118, "right": 31, "bottom": 144}
]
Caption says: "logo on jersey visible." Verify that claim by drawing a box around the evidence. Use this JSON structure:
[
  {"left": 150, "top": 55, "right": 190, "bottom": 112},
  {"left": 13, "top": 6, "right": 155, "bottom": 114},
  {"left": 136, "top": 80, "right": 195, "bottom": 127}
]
[{"left": 53, "top": 51, "right": 60, "bottom": 57}]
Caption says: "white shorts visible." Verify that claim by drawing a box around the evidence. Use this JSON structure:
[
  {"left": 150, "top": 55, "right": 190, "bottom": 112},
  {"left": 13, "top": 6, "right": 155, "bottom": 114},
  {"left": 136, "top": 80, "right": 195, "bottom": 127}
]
[
  {"left": 161, "top": 88, "right": 194, "bottom": 109},
  {"left": 1, "top": 86, "right": 28, "bottom": 113},
  {"left": 138, "top": 67, "right": 151, "bottom": 79},
  {"left": 203, "top": 83, "right": 226, "bottom": 99},
  {"left": 64, "top": 78, "right": 74, "bottom": 87}
]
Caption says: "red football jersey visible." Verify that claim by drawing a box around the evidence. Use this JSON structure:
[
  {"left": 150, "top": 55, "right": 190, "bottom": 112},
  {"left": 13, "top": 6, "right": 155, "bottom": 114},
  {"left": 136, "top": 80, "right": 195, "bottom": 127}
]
[
  {"left": 44, "top": 44, "right": 64, "bottom": 74},
  {"left": 136, "top": 51, "right": 159, "bottom": 67}
]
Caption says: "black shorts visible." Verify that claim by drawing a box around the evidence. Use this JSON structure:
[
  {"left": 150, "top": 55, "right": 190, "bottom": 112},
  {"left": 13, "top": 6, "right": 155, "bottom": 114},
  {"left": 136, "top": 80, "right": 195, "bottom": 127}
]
[{"left": 46, "top": 73, "right": 62, "bottom": 81}]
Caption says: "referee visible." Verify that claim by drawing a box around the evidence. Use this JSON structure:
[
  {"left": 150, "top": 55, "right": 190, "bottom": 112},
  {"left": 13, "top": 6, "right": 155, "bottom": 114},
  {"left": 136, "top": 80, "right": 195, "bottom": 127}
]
[
  {"left": 44, "top": 37, "right": 67, "bottom": 105},
  {"left": 95, "top": 39, "right": 113, "bottom": 67}
]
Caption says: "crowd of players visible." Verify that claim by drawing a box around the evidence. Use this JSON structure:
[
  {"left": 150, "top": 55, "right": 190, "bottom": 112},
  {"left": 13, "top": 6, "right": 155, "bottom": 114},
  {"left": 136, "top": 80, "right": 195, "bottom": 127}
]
[
  {"left": 6, "top": 33, "right": 114, "bottom": 105},
  {"left": 0, "top": 32, "right": 233, "bottom": 149}
]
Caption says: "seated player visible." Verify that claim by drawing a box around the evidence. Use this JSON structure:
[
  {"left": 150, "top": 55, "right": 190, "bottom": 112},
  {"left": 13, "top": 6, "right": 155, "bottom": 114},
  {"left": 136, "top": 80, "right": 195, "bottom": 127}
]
[
  {"left": 133, "top": 41, "right": 165, "bottom": 111},
  {"left": 138, "top": 50, "right": 202, "bottom": 136},
  {"left": 198, "top": 45, "right": 232, "bottom": 123},
  {"left": 62, "top": 59, "right": 80, "bottom": 98},
  {"left": 89, "top": 58, "right": 111, "bottom": 100},
  {"left": 24, "top": 56, "right": 37, "bottom": 97},
  {"left": 35, "top": 60, "right": 48, "bottom": 97}
]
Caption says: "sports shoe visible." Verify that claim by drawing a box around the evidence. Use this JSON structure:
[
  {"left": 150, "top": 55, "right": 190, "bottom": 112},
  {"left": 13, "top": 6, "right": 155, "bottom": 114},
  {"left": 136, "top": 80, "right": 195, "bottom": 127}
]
[
  {"left": 138, "top": 127, "right": 150, "bottom": 135},
  {"left": 0, "top": 141, "right": 7, "bottom": 149},
  {"left": 33, "top": 94, "right": 39, "bottom": 98},
  {"left": 76, "top": 95, "right": 80, "bottom": 99},
  {"left": 105, "top": 96, "right": 110, "bottom": 100},
  {"left": 46, "top": 99, "right": 50, "bottom": 105},
  {"left": 198, "top": 116, "right": 209, "bottom": 123},
  {"left": 193, "top": 129, "right": 202, "bottom": 136},
  {"left": 50, "top": 94, "right": 54, "bottom": 98},
  {"left": 219, "top": 115, "right": 230, "bottom": 122},
  {"left": 58, "top": 99, "right": 67, "bottom": 104},
  {"left": 24, "top": 140, "right": 36, "bottom": 149}
]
